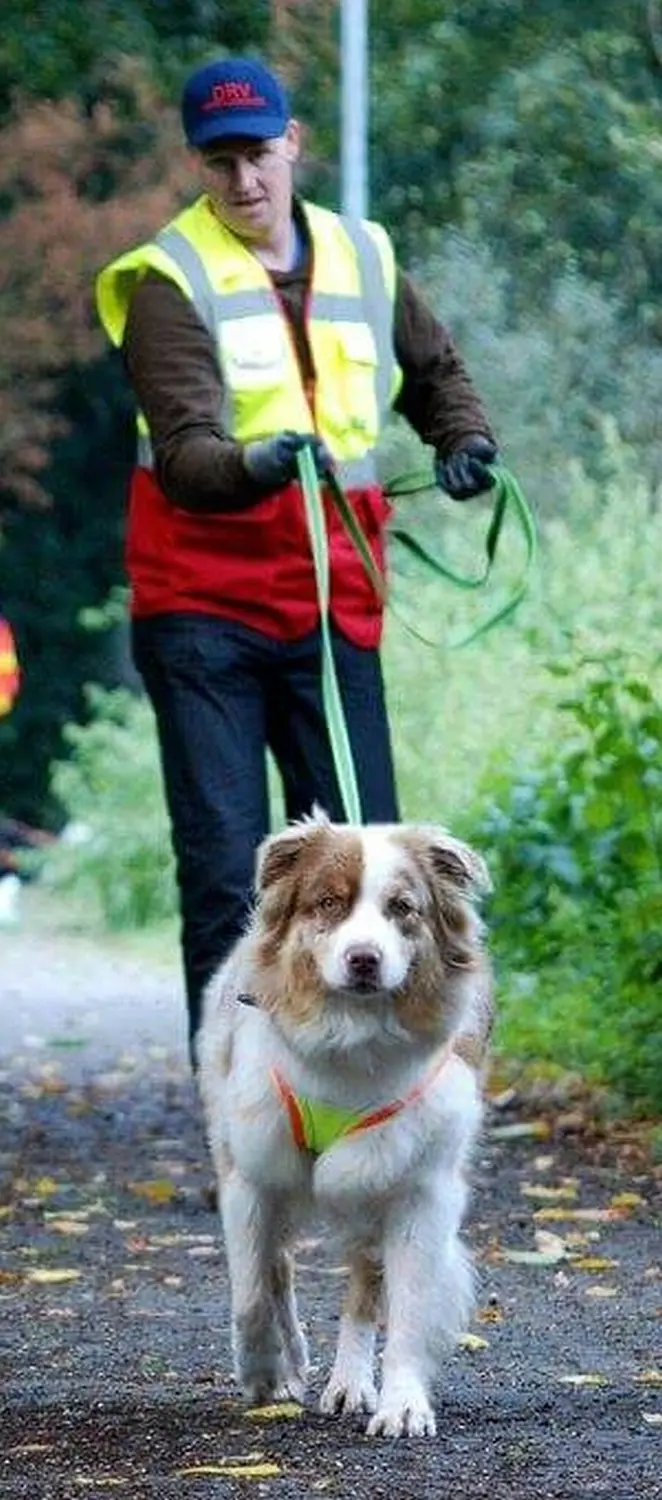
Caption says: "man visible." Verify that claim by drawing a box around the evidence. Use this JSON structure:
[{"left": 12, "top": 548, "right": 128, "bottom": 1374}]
[{"left": 96, "top": 55, "right": 499, "bottom": 1056}]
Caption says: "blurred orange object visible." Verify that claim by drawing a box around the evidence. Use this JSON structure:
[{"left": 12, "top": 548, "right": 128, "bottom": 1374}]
[{"left": 0, "top": 615, "right": 20, "bottom": 716}]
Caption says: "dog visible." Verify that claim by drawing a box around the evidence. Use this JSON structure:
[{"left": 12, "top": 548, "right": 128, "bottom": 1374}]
[{"left": 197, "top": 810, "right": 492, "bottom": 1438}]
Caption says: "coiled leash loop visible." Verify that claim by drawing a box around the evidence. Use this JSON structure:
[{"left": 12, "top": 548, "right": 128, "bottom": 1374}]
[{"left": 296, "top": 446, "right": 536, "bottom": 819}]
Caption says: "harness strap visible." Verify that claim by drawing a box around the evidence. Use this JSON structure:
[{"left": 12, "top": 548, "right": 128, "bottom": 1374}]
[
  {"left": 271, "top": 1042, "right": 453, "bottom": 1158},
  {"left": 271, "top": 1068, "right": 309, "bottom": 1153}
]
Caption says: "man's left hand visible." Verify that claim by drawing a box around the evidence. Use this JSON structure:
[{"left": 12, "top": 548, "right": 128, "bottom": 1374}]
[{"left": 435, "top": 436, "right": 499, "bottom": 501}]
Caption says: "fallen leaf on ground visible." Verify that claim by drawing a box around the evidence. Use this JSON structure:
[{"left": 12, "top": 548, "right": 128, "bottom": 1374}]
[
  {"left": 559, "top": 1374, "right": 608, "bottom": 1387},
  {"left": 72, "top": 1479, "right": 127, "bottom": 1488},
  {"left": 457, "top": 1333, "right": 489, "bottom": 1352},
  {"left": 610, "top": 1193, "right": 645, "bottom": 1211},
  {"left": 176, "top": 1463, "right": 281, "bottom": 1479},
  {"left": 569, "top": 1257, "right": 618, "bottom": 1273},
  {"left": 502, "top": 1243, "right": 566, "bottom": 1267},
  {"left": 9, "top": 1444, "right": 55, "bottom": 1455},
  {"left": 477, "top": 1305, "right": 504, "bottom": 1324},
  {"left": 25, "top": 1077, "right": 68, "bottom": 1098},
  {"left": 25, "top": 1268, "right": 82, "bottom": 1285},
  {"left": 635, "top": 1370, "right": 662, "bottom": 1386},
  {"left": 643, "top": 1413, "right": 662, "bottom": 1425},
  {"left": 534, "top": 1207, "right": 617, "bottom": 1224},
  {"left": 47, "top": 1219, "right": 90, "bottom": 1237},
  {"left": 489, "top": 1121, "right": 551, "bottom": 1141},
  {"left": 31, "top": 1178, "right": 61, "bottom": 1198},
  {"left": 585, "top": 1286, "right": 618, "bottom": 1299},
  {"left": 245, "top": 1403, "right": 303, "bottom": 1421},
  {"left": 535, "top": 1230, "right": 568, "bottom": 1260},
  {"left": 520, "top": 1182, "right": 578, "bottom": 1202},
  {"left": 45, "top": 1204, "right": 106, "bottom": 1221},
  {"left": 126, "top": 1179, "right": 178, "bottom": 1206}
]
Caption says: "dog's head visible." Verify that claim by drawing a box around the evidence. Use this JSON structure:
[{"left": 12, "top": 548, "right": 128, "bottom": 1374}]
[{"left": 248, "top": 811, "right": 491, "bottom": 1049}]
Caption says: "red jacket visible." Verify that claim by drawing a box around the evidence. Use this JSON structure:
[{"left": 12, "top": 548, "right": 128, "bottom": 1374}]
[{"left": 128, "top": 468, "right": 391, "bottom": 647}]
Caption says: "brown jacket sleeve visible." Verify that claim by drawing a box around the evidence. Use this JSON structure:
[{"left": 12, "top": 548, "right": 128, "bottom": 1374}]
[
  {"left": 123, "top": 271, "right": 263, "bottom": 511},
  {"left": 393, "top": 270, "right": 496, "bottom": 456},
  {"left": 122, "top": 263, "right": 496, "bottom": 513}
]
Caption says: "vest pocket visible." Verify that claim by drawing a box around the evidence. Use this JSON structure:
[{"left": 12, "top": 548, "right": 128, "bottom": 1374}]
[
  {"left": 219, "top": 315, "right": 290, "bottom": 391},
  {"left": 335, "top": 324, "right": 379, "bottom": 442}
]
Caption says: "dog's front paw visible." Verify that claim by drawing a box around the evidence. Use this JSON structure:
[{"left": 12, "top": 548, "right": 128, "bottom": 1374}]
[
  {"left": 320, "top": 1373, "right": 378, "bottom": 1417},
  {"left": 242, "top": 1372, "right": 301, "bottom": 1406},
  {"left": 367, "top": 1388, "right": 437, "bottom": 1438}
]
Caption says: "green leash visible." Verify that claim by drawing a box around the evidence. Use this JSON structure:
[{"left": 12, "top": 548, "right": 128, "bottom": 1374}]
[
  {"left": 327, "top": 462, "right": 537, "bottom": 650},
  {"left": 298, "top": 443, "right": 363, "bottom": 822},
  {"left": 297, "top": 448, "right": 536, "bottom": 821}
]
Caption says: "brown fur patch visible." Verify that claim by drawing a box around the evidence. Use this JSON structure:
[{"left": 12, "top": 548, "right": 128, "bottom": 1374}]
[
  {"left": 453, "top": 1032, "right": 488, "bottom": 1071},
  {"left": 390, "top": 829, "right": 489, "bottom": 1036},
  {"left": 270, "top": 1250, "right": 295, "bottom": 1302},
  {"left": 345, "top": 1253, "right": 383, "bottom": 1325},
  {"left": 253, "top": 823, "right": 364, "bottom": 1025}
]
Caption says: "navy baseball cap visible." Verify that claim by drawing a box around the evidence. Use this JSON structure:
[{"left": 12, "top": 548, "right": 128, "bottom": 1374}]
[{"left": 182, "top": 57, "right": 291, "bottom": 149}]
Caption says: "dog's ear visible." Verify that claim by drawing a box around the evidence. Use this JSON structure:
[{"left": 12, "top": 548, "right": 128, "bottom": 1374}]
[
  {"left": 420, "top": 827, "right": 492, "bottom": 901},
  {"left": 256, "top": 809, "right": 332, "bottom": 895}
]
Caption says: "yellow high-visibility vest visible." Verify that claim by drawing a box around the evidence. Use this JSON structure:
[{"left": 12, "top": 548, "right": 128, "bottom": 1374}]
[{"left": 96, "top": 197, "right": 402, "bottom": 487}]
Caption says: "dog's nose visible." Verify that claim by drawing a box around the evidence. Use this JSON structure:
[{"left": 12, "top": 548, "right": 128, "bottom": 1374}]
[{"left": 344, "top": 943, "right": 383, "bottom": 989}]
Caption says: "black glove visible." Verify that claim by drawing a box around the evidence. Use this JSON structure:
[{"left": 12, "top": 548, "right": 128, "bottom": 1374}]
[
  {"left": 243, "top": 431, "right": 333, "bottom": 488},
  {"left": 435, "top": 436, "right": 499, "bottom": 501}
]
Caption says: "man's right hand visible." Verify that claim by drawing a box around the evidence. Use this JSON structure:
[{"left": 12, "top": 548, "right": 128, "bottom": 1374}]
[{"left": 243, "top": 432, "right": 333, "bottom": 488}]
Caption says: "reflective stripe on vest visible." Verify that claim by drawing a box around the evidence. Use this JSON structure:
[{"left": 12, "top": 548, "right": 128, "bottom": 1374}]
[
  {"left": 154, "top": 215, "right": 398, "bottom": 421},
  {"left": 125, "top": 203, "right": 399, "bottom": 477}
]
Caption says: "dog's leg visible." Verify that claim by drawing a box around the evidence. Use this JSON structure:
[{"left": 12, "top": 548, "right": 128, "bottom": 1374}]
[
  {"left": 368, "top": 1179, "right": 473, "bottom": 1439},
  {"left": 320, "top": 1253, "right": 381, "bottom": 1417},
  {"left": 271, "top": 1249, "right": 309, "bottom": 1399},
  {"left": 220, "top": 1170, "right": 300, "bottom": 1404}
]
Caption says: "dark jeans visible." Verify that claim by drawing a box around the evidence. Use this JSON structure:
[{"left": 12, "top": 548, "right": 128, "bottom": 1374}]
[{"left": 132, "top": 613, "right": 399, "bottom": 1049}]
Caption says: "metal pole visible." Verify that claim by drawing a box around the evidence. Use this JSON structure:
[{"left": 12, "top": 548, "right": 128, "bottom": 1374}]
[{"left": 340, "top": 0, "right": 368, "bottom": 219}]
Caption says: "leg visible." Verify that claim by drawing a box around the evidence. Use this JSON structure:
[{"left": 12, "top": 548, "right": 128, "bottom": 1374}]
[
  {"left": 220, "top": 1171, "right": 304, "bottom": 1403},
  {"left": 132, "top": 614, "right": 271, "bottom": 1054},
  {"left": 267, "top": 627, "right": 399, "bottom": 824},
  {"left": 320, "top": 1253, "right": 381, "bottom": 1416},
  {"left": 369, "top": 1180, "right": 473, "bottom": 1438},
  {"left": 270, "top": 1250, "right": 309, "bottom": 1398}
]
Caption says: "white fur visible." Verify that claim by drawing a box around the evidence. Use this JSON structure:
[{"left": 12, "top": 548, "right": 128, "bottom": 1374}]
[{"left": 197, "top": 816, "right": 491, "bottom": 1438}]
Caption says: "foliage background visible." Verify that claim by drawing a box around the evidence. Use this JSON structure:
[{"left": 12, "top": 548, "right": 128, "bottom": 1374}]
[{"left": 1, "top": 0, "right": 661, "bottom": 1110}]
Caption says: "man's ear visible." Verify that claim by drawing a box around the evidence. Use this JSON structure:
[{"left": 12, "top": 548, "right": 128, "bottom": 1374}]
[{"left": 283, "top": 118, "right": 301, "bottom": 163}]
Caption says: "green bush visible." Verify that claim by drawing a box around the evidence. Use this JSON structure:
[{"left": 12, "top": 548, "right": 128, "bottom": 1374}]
[
  {"left": 473, "top": 649, "right": 662, "bottom": 1112},
  {"left": 44, "top": 686, "right": 176, "bottom": 930}
]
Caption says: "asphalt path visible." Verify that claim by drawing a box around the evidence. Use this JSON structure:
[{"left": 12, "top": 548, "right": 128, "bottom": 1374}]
[{"left": 1, "top": 917, "right": 660, "bottom": 1498}]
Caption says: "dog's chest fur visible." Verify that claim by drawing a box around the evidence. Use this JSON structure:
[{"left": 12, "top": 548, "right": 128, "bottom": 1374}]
[{"left": 200, "top": 819, "right": 489, "bottom": 1216}]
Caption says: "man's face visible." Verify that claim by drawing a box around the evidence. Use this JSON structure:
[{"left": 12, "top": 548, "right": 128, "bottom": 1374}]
[{"left": 195, "top": 120, "right": 300, "bottom": 243}]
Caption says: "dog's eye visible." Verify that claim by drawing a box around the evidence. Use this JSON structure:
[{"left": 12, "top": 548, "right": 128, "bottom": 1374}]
[
  {"left": 315, "top": 893, "right": 342, "bottom": 915},
  {"left": 387, "top": 894, "right": 419, "bottom": 920}
]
